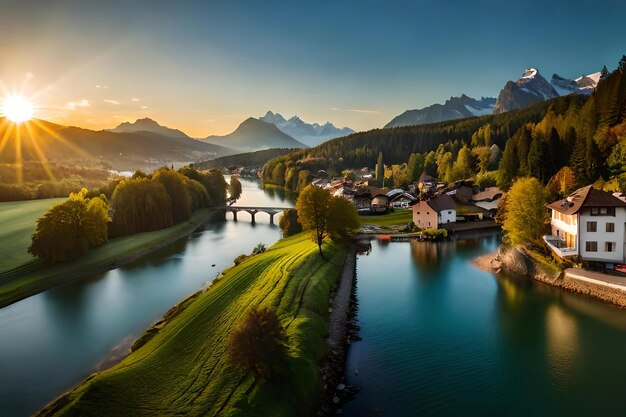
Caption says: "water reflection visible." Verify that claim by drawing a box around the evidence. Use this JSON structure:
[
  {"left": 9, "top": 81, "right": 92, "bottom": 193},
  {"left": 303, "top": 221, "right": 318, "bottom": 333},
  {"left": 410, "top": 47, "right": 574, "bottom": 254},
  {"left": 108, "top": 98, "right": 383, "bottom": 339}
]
[
  {"left": 545, "top": 304, "right": 579, "bottom": 387},
  {"left": 0, "top": 177, "right": 291, "bottom": 417},
  {"left": 345, "top": 235, "right": 626, "bottom": 417}
]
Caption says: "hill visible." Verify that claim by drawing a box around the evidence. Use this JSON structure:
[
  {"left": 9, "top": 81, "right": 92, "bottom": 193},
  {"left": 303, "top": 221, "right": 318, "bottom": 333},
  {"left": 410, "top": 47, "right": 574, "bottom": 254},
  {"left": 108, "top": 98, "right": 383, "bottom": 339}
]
[
  {"left": 201, "top": 117, "right": 307, "bottom": 152},
  {"left": 109, "top": 117, "right": 191, "bottom": 139},
  {"left": 0, "top": 118, "right": 233, "bottom": 171}
]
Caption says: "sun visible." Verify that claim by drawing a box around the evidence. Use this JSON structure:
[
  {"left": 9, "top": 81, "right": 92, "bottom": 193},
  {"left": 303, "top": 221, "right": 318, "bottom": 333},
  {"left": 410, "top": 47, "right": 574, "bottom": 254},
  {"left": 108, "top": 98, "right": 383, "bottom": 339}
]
[{"left": 2, "top": 95, "right": 35, "bottom": 123}]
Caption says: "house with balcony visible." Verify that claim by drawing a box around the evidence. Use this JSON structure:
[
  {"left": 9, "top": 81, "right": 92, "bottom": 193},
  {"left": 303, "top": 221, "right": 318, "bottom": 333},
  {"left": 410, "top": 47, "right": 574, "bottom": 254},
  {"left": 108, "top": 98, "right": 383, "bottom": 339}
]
[{"left": 544, "top": 185, "right": 626, "bottom": 267}]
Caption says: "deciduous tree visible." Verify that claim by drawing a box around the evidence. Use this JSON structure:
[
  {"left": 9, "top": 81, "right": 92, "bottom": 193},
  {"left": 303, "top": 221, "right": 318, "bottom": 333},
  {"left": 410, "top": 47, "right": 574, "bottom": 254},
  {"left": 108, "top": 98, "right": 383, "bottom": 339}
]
[
  {"left": 278, "top": 208, "right": 302, "bottom": 237},
  {"left": 229, "top": 176, "right": 242, "bottom": 203},
  {"left": 226, "top": 307, "right": 289, "bottom": 380},
  {"left": 502, "top": 177, "right": 549, "bottom": 246},
  {"left": 29, "top": 189, "right": 110, "bottom": 263}
]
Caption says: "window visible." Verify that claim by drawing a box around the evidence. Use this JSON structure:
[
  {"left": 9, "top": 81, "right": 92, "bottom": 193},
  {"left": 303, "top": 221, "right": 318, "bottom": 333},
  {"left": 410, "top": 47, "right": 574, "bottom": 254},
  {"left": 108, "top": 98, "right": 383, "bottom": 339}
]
[
  {"left": 591, "top": 207, "right": 616, "bottom": 216},
  {"left": 605, "top": 242, "right": 615, "bottom": 252},
  {"left": 587, "top": 222, "right": 597, "bottom": 232},
  {"left": 586, "top": 241, "right": 598, "bottom": 252},
  {"left": 606, "top": 223, "right": 615, "bottom": 232},
  {"left": 448, "top": 211, "right": 452, "bottom": 214}
]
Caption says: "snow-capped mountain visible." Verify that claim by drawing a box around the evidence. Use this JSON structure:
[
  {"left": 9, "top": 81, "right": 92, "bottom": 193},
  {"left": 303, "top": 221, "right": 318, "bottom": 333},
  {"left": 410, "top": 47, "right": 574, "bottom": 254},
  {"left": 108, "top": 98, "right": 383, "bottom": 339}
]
[
  {"left": 385, "top": 95, "right": 496, "bottom": 128},
  {"left": 493, "top": 68, "right": 559, "bottom": 114},
  {"left": 551, "top": 71, "right": 602, "bottom": 96},
  {"left": 259, "top": 111, "right": 354, "bottom": 147}
]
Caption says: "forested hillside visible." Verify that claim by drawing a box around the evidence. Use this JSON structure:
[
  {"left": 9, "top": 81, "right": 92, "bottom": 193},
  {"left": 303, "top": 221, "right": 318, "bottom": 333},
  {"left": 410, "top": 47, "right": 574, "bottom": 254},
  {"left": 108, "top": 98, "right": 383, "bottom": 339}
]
[{"left": 263, "top": 56, "right": 626, "bottom": 194}]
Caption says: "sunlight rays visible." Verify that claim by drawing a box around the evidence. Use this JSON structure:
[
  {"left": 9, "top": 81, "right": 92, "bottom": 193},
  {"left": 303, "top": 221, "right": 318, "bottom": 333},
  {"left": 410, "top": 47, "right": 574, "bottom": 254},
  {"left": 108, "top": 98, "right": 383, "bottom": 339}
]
[{"left": 24, "top": 122, "right": 55, "bottom": 182}]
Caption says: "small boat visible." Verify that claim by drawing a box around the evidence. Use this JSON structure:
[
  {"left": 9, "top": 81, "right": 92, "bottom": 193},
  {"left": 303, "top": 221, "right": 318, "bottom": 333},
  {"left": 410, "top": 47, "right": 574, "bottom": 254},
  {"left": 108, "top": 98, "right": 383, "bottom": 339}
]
[
  {"left": 615, "top": 264, "right": 626, "bottom": 274},
  {"left": 376, "top": 235, "right": 392, "bottom": 241}
]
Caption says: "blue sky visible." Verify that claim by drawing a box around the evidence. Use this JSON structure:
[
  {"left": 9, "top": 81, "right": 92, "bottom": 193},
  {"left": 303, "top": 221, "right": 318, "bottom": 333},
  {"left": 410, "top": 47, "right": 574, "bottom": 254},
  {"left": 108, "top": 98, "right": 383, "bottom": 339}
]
[{"left": 1, "top": 0, "right": 625, "bottom": 135}]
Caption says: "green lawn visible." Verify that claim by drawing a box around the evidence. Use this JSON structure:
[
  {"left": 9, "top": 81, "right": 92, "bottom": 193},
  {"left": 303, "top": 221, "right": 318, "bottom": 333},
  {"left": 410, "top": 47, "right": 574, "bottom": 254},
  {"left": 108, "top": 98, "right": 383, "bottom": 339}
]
[
  {"left": 40, "top": 234, "right": 347, "bottom": 417},
  {"left": 0, "top": 198, "right": 65, "bottom": 273},
  {"left": 0, "top": 209, "right": 215, "bottom": 308},
  {"left": 359, "top": 208, "right": 413, "bottom": 227}
]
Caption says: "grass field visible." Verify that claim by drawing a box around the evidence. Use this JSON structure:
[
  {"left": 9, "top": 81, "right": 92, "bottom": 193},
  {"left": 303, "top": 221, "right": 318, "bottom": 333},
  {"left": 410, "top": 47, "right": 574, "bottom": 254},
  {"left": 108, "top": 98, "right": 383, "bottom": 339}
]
[
  {"left": 0, "top": 198, "right": 65, "bottom": 273},
  {"left": 0, "top": 209, "right": 215, "bottom": 308},
  {"left": 40, "top": 234, "right": 347, "bottom": 417},
  {"left": 359, "top": 208, "right": 413, "bottom": 227}
]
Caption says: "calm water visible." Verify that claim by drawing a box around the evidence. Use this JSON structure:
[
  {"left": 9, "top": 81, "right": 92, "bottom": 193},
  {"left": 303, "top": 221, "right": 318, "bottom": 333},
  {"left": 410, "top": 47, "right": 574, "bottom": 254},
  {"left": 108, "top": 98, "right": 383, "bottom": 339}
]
[
  {"left": 0, "top": 177, "right": 293, "bottom": 417},
  {"left": 344, "top": 235, "right": 626, "bottom": 417}
]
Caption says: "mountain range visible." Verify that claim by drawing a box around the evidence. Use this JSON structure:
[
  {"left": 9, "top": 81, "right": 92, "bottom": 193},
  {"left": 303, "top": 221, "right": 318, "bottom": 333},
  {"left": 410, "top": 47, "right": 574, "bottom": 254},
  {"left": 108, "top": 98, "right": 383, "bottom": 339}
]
[
  {"left": 385, "top": 95, "right": 496, "bottom": 128},
  {"left": 259, "top": 111, "right": 354, "bottom": 146},
  {"left": 387, "top": 67, "right": 602, "bottom": 127}
]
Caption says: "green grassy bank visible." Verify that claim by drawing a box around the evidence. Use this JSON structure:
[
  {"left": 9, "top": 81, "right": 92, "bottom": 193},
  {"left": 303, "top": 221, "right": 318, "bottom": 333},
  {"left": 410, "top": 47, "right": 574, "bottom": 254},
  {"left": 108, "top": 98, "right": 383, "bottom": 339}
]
[
  {"left": 359, "top": 208, "right": 413, "bottom": 227},
  {"left": 0, "top": 208, "right": 216, "bottom": 308},
  {"left": 0, "top": 198, "right": 65, "bottom": 273},
  {"left": 39, "top": 234, "right": 347, "bottom": 417}
]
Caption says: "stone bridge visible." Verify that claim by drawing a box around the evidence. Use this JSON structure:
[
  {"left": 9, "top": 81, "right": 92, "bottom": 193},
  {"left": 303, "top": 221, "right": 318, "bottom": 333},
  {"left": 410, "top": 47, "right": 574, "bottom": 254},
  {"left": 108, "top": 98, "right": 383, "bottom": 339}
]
[{"left": 216, "top": 206, "right": 290, "bottom": 224}]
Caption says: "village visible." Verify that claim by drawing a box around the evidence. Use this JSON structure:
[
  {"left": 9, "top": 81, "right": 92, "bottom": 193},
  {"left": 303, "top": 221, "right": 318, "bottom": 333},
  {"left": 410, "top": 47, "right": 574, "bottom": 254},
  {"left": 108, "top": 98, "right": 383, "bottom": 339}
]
[{"left": 310, "top": 167, "right": 626, "bottom": 275}]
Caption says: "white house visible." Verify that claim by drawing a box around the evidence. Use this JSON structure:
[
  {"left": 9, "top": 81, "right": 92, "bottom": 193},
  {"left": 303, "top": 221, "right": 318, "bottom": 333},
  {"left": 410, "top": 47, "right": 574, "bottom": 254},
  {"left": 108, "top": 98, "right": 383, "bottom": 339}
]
[
  {"left": 411, "top": 195, "right": 456, "bottom": 229},
  {"left": 544, "top": 185, "right": 626, "bottom": 267}
]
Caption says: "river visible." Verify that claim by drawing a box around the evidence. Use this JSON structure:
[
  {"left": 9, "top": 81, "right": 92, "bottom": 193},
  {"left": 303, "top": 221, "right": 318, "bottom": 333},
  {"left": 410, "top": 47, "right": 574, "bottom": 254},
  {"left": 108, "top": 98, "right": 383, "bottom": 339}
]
[
  {"left": 5, "top": 189, "right": 626, "bottom": 417},
  {"left": 343, "top": 234, "right": 626, "bottom": 417},
  {"left": 0, "top": 177, "right": 293, "bottom": 417}
]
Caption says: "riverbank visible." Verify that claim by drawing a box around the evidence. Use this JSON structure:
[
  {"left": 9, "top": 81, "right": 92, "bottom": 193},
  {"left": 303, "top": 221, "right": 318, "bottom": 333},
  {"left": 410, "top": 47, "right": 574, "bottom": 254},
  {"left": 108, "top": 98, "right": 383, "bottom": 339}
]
[
  {"left": 37, "top": 234, "right": 348, "bottom": 417},
  {"left": 490, "top": 245, "right": 626, "bottom": 308},
  {"left": 319, "top": 245, "right": 359, "bottom": 415},
  {"left": 0, "top": 208, "right": 220, "bottom": 308}
]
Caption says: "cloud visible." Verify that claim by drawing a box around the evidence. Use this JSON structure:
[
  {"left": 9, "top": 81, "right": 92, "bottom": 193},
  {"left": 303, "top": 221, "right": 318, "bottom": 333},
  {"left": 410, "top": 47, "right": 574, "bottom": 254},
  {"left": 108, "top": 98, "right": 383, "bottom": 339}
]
[
  {"left": 95, "top": 85, "right": 109, "bottom": 89},
  {"left": 140, "top": 105, "right": 148, "bottom": 109},
  {"left": 131, "top": 97, "right": 140, "bottom": 102},
  {"left": 104, "top": 99, "right": 120, "bottom": 105},
  {"left": 25, "top": 72, "right": 34, "bottom": 80},
  {"left": 330, "top": 107, "right": 381, "bottom": 114},
  {"left": 67, "top": 99, "right": 91, "bottom": 110}
]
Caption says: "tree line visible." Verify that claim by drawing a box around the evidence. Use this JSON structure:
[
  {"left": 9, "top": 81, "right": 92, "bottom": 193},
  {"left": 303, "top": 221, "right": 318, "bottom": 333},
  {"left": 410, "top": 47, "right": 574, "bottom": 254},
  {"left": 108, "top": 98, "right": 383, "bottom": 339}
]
[{"left": 29, "top": 166, "right": 228, "bottom": 263}]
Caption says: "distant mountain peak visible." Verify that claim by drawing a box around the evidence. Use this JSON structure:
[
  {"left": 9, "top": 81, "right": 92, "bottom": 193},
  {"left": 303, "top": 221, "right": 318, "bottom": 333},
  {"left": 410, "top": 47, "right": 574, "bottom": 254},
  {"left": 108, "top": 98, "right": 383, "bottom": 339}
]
[
  {"left": 201, "top": 117, "right": 306, "bottom": 152},
  {"left": 493, "top": 67, "right": 558, "bottom": 114},
  {"left": 109, "top": 117, "right": 191, "bottom": 140},
  {"left": 385, "top": 94, "right": 496, "bottom": 128},
  {"left": 259, "top": 111, "right": 354, "bottom": 147}
]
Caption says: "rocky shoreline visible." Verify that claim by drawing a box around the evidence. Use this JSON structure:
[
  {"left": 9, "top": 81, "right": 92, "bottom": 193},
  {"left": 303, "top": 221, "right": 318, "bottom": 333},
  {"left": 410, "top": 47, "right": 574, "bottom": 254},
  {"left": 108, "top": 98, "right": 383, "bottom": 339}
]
[
  {"left": 318, "top": 245, "right": 361, "bottom": 416},
  {"left": 491, "top": 245, "right": 626, "bottom": 308}
]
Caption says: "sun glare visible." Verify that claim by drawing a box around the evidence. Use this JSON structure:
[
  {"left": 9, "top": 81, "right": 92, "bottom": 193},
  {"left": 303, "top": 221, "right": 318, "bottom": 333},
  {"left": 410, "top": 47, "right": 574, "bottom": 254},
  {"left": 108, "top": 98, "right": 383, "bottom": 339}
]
[{"left": 2, "top": 95, "right": 34, "bottom": 123}]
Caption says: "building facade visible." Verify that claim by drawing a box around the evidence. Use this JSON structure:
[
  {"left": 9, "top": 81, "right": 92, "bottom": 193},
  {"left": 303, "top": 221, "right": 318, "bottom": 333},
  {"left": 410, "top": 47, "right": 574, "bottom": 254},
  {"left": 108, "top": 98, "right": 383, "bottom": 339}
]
[
  {"left": 544, "top": 186, "right": 626, "bottom": 266},
  {"left": 411, "top": 195, "right": 456, "bottom": 229}
]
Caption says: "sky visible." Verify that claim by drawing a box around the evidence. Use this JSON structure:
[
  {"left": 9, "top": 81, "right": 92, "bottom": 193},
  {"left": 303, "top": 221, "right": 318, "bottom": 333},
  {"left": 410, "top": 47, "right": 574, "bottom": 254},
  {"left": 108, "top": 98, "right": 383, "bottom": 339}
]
[{"left": 1, "top": 0, "right": 625, "bottom": 137}]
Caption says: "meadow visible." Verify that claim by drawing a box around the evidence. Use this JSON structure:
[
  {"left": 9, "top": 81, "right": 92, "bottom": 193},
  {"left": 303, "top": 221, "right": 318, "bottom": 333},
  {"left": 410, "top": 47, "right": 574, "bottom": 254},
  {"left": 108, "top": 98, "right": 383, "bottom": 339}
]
[
  {"left": 359, "top": 208, "right": 413, "bottom": 227},
  {"left": 0, "top": 208, "right": 216, "bottom": 308},
  {"left": 39, "top": 233, "right": 347, "bottom": 417},
  {"left": 0, "top": 198, "right": 64, "bottom": 273}
]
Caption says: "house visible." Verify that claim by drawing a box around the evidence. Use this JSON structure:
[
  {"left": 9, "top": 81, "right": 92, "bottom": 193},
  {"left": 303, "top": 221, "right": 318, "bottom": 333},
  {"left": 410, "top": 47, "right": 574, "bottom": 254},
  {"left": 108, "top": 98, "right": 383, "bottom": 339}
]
[
  {"left": 411, "top": 195, "right": 456, "bottom": 229},
  {"left": 544, "top": 185, "right": 626, "bottom": 266},
  {"left": 371, "top": 194, "right": 390, "bottom": 213},
  {"left": 417, "top": 173, "right": 438, "bottom": 195},
  {"left": 386, "top": 189, "right": 415, "bottom": 208},
  {"left": 471, "top": 187, "right": 503, "bottom": 218},
  {"left": 438, "top": 180, "right": 478, "bottom": 204}
]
